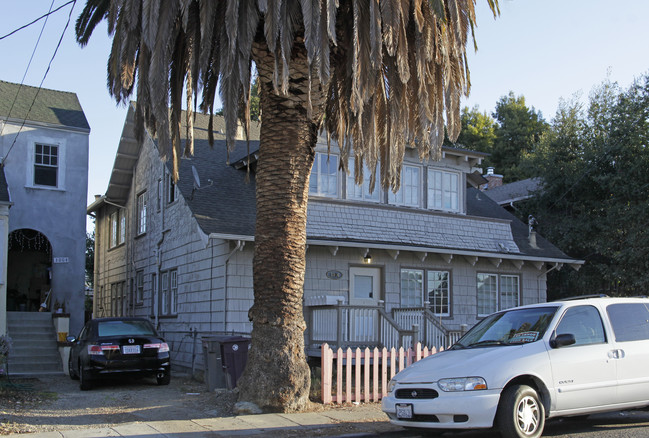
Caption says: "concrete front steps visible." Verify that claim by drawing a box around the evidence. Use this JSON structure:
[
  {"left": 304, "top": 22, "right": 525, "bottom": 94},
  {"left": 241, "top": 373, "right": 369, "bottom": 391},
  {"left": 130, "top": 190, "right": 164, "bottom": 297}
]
[{"left": 6, "top": 311, "right": 63, "bottom": 375}]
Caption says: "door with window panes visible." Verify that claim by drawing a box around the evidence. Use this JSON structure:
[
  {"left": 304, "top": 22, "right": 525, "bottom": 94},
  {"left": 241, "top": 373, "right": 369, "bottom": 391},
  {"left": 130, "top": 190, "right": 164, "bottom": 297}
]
[{"left": 349, "top": 267, "right": 381, "bottom": 343}]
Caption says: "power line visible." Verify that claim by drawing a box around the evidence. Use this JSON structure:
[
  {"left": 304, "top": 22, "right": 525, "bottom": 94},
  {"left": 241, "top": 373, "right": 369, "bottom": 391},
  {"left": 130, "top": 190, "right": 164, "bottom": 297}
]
[
  {"left": 0, "top": 0, "right": 75, "bottom": 41},
  {"left": 1, "top": 0, "right": 78, "bottom": 167},
  {"left": 0, "top": 0, "right": 56, "bottom": 138}
]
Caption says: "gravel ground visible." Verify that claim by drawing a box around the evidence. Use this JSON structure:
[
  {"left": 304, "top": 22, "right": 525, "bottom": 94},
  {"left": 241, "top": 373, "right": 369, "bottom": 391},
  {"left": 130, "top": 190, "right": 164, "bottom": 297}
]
[
  {"left": 0, "top": 374, "right": 390, "bottom": 436},
  {"left": 0, "top": 373, "right": 237, "bottom": 435}
]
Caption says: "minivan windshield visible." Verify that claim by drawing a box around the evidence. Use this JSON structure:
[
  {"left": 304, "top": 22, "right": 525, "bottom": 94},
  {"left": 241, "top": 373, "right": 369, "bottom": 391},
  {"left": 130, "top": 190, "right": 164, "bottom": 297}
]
[{"left": 452, "top": 306, "right": 559, "bottom": 349}]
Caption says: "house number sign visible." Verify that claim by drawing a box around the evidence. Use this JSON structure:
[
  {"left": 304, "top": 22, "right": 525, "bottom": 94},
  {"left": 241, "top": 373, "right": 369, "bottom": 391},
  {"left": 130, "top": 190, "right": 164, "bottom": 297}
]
[
  {"left": 326, "top": 270, "right": 343, "bottom": 280},
  {"left": 53, "top": 257, "right": 69, "bottom": 264}
]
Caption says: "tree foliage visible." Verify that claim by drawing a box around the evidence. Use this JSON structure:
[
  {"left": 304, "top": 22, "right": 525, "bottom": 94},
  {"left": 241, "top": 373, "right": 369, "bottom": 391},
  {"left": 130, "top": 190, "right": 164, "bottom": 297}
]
[
  {"left": 449, "top": 105, "right": 496, "bottom": 153},
  {"left": 85, "top": 232, "right": 94, "bottom": 288},
  {"left": 521, "top": 75, "right": 649, "bottom": 298},
  {"left": 490, "top": 92, "right": 548, "bottom": 182}
]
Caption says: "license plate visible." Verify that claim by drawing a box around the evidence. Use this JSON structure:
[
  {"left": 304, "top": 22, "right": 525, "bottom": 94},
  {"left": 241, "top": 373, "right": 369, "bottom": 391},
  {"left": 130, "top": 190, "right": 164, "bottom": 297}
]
[
  {"left": 396, "top": 403, "right": 413, "bottom": 419},
  {"left": 122, "top": 345, "right": 141, "bottom": 354}
]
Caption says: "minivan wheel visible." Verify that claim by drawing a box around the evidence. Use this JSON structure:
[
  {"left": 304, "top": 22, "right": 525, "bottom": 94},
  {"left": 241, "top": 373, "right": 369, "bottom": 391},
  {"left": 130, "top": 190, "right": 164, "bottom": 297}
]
[{"left": 497, "top": 384, "right": 545, "bottom": 438}]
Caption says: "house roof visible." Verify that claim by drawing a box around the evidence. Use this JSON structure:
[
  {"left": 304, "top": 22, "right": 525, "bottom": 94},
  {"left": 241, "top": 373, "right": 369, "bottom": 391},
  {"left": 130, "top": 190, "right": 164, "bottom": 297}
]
[
  {"left": 482, "top": 177, "right": 541, "bottom": 206},
  {"left": 0, "top": 80, "right": 89, "bottom": 131},
  {"left": 93, "top": 108, "right": 581, "bottom": 267},
  {"left": 0, "top": 166, "right": 10, "bottom": 203}
]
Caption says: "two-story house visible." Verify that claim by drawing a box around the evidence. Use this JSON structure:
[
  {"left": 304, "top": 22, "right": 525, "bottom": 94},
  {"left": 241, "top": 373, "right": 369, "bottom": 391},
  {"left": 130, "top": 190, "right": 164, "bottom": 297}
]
[
  {"left": 0, "top": 81, "right": 90, "bottom": 371},
  {"left": 89, "top": 103, "right": 582, "bottom": 374}
]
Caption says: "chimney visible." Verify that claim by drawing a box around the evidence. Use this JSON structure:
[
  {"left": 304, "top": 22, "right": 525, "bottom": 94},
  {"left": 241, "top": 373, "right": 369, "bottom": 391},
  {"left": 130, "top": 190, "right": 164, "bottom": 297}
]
[{"left": 483, "top": 167, "right": 503, "bottom": 190}]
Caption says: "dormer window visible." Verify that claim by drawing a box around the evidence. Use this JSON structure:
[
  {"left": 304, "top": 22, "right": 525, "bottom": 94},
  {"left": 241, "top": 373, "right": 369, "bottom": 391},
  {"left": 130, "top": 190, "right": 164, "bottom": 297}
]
[
  {"left": 428, "top": 168, "right": 459, "bottom": 212},
  {"left": 346, "top": 157, "right": 380, "bottom": 202},
  {"left": 310, "top": 152, "right": 338, "bottom": 198},
  {"left": 389, "top": 165, "right": 420, "bottom": 207}
]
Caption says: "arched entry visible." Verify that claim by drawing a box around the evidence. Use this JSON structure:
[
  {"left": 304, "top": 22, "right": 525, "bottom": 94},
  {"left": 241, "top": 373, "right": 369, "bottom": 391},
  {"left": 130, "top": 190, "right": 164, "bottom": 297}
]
[{"left": 7, "top": 229, "right": 52, "bottom": 312}]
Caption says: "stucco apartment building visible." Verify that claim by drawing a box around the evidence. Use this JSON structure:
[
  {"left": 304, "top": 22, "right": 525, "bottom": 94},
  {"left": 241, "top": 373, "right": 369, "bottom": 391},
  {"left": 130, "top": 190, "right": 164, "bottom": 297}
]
[{"left": 0, "top": 80, "right": 89, "bottom": 340}]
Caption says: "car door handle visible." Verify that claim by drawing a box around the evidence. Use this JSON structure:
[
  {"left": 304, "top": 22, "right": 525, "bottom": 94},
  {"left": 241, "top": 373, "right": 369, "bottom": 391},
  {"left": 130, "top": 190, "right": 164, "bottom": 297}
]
[{"left": 608, "top": 349, "right": 625, "bottom": 359}]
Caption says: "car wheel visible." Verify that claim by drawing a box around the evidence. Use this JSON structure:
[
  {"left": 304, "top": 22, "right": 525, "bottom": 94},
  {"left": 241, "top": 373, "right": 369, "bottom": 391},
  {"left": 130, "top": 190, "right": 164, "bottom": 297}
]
[
  {"left": 79, "top": 362, "right": 93, "bottom": 391},
  {"left": 497, "top": 384, "right": 545, "bottom": 438},
  {"left": 68, "top": 355, "right": 79, "bottom": 380},
  {"left": 157, "top": 370, "right": 171, "bottom": 385}
]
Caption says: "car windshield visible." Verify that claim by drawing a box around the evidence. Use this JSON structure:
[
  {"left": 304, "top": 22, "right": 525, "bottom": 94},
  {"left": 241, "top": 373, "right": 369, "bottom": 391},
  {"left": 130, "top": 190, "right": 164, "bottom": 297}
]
[
  {"left": 452, "top": 306, "right": 558, "bottom": 349},
  {"left": 97, "top": 320, "right": 156, "bottom": 337}
]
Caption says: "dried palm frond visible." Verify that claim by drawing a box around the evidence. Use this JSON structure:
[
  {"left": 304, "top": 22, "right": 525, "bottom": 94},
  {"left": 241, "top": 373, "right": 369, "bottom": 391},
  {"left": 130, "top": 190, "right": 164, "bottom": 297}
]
[{"left": 76, "top": 0, "right": 498, "bottom": 187}]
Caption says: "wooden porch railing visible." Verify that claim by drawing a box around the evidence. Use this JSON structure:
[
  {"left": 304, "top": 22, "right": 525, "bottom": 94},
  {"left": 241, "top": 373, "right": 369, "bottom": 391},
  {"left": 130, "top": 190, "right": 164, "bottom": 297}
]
[
  {"left": 306, "top": 300, "right": 423, "bottom": 351},
  {"left": 320, "top": 342, "right": 441, "bottom": 404},
  {"left": 392, "top": 301, "right": 458, "bottom": 350}
]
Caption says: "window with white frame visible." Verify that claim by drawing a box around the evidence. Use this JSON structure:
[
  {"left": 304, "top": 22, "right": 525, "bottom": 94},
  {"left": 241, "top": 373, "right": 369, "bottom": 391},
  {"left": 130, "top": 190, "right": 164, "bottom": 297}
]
[
  {"left": 110, "top": 211, "right": 118, "bottom": 248},
  {"left": 346, "top": 157, "right": 381, "bottom": 202},
  {"left": 160, "top": 269, "right": 178, "bottom": 316},
  {"left": 500, "top": 275, "right": 520, "bottom": 310},
  {"left": 477, "top": 273, "right": 520, "bottom": 316},
  {"left": 309, "top": 152, "right": 338, "bottom": 197},
  {"left": 34, "top": 143, "right": 58, "bottom": 187},
  {"left": 389, "top": 165, "right": 420, "bottom": 207},
  {"left": 135, "top": 270, "right": 144, "bottom": 305},
  {"left": 119, "top": 209, "right": 126, "bottom": 244},
  {"left": 428, "top": 169, "right": 460, "bottom": 212},
  {"left": 427, "top": 270, "right": 450, "bottom": 316},
  {"left": 109, "top": 209, "right": 125, "bottom": 248},
  {"left": 157, "top": 178, "right": 162, "bottom": 212},
  {"left": 137, "top": 191, "right": 147, "bottom": 235},
  {"left": 400, "top": 269, "right": 424, "bottom": 307}
]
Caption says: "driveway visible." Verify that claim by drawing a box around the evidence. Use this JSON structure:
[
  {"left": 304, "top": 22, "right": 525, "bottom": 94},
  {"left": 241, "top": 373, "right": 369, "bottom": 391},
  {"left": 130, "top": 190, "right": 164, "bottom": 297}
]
[{"left": 0, "top": 374, "right": 236, "bottom": 435}]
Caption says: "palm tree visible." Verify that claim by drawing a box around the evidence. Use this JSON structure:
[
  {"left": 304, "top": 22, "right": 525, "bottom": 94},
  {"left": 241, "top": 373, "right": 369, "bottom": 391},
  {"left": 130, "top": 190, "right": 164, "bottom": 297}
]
[{"left": 76, "top": 0, "right": 498, "bottom": 412}]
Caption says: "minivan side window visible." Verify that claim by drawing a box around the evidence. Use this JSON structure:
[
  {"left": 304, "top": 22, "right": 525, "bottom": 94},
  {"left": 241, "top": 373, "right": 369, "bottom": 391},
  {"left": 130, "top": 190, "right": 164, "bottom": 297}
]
[
  {"left": 607, "top": 303, "right": 649, "bottom": 342},
  {"left": 555, "top": 305, "right": 606, "bottom": 346}
]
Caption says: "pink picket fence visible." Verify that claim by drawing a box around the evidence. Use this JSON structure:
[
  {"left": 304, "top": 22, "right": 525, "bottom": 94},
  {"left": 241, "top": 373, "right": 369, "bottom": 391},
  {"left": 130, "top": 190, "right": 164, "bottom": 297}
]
[{"left": 319, "top": 342, "right": 441, "bottom": 404}]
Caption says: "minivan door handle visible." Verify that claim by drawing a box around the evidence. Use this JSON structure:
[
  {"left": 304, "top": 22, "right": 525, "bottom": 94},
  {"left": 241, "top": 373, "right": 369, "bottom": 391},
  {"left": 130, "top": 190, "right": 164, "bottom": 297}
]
[{"left": 608, "top": 349, "right": 625, "bottom": 359}]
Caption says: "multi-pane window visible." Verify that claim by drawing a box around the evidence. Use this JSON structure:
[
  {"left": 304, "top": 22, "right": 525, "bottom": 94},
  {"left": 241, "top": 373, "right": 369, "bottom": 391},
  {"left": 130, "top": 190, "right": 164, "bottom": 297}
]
[
  {"left": 34, "top": 143, "right": 58, "bottom": 187},
  {"left": 310, "top": 152, "right": 338, "bottom": 197},
  {"left": 160, "top": 269, "right": 178, "bottom": 316},
  {"left": 428, "top": 169, "right": 459, "bottom": 212},
  {"left": 109, "top": 209, "right": 125, "bottom": 248},
  {"left": 346, "top": 157, "right": 381, "bottom": 202},
  {"left": 427, "top": 270, "right": 450, "bottom": 316},
  {"left": 477, "top": 273, "right": 520, "bottom": 316},
  {"left": 110, "top": 281, "right": 125, "bottom": 317},
  {"left": 477, "top": 273, "right": 498, "bottom": 316},
  {"left": 500, "top": 275, "right": 520, "bottom": 310},
  {"left": 119, "top": 209, "right": 126, "bottom": 244},
  {"left": 135, "top": 270, "right": 144, "bottom": 305},
  {"left": 110, "top": 211, "right": 118, "bottom": 248},
  {"left": 137, "top": 191, "right": 147, "bottom": 235},
  {"left": 389, "top": 165, "right": 420, "bottom": 207},
  {"left": 400, "top": 269, "right": 424, "bottom": 307}
]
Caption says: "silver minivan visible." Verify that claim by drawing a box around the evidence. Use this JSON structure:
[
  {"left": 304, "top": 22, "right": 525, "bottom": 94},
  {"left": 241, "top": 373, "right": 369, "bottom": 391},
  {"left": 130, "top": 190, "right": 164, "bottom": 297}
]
[{"left": 382, "top": 296, "right": 649, "bottom": 438}]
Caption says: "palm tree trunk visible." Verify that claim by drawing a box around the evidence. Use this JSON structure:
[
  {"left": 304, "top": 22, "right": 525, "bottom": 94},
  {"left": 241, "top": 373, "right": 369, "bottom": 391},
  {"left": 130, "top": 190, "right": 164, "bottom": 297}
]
[{"left": 236, "top": 37, "right": 325, "bottom": 412}]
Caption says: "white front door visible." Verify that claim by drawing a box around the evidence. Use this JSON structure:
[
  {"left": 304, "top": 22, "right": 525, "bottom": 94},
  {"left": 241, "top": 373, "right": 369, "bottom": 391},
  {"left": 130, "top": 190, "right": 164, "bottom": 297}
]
[
  {"left": 348, "top": 267, "right": 381, "bottom": 342},
  {"left": 349, "top": 267, "right": 381, "bottom": 306}
]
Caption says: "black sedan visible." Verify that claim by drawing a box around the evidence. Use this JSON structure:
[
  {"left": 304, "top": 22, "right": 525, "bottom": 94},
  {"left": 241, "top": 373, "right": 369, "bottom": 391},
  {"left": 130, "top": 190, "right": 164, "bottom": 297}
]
[{"left": 67, "top": 317, "right": 171, "bottom": 390}]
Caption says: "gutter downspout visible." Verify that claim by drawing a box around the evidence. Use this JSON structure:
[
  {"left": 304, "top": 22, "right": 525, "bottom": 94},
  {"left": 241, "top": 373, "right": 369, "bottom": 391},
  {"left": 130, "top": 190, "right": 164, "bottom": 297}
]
[{"left": 223, "top": 240, "right": 245, "bottom": 333}]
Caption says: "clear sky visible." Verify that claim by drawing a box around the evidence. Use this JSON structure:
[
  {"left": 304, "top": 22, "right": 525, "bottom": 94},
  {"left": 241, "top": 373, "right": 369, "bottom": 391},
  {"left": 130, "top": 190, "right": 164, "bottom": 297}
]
[{"left": 2, "top": 0, "right": 648, "bottom": 234}]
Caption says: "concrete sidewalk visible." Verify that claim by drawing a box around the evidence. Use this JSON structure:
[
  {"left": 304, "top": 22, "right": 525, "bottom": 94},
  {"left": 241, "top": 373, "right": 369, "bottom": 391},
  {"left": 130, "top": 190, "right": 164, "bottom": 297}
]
[{"left": 8, "top": 405, "right": 406, "bottom": 437}]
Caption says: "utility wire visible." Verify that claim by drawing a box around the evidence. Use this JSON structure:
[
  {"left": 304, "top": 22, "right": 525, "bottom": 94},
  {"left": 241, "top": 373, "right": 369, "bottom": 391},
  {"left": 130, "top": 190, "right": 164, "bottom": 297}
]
[
  {"left": 1, "top": 0, "right": 78, "bottom": 167},
  {"left": 0, "top": 0, "right": 75, "bottom": 41},
  {"left": 0, "top": 0, "right": 56, "bottom": 139}
]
